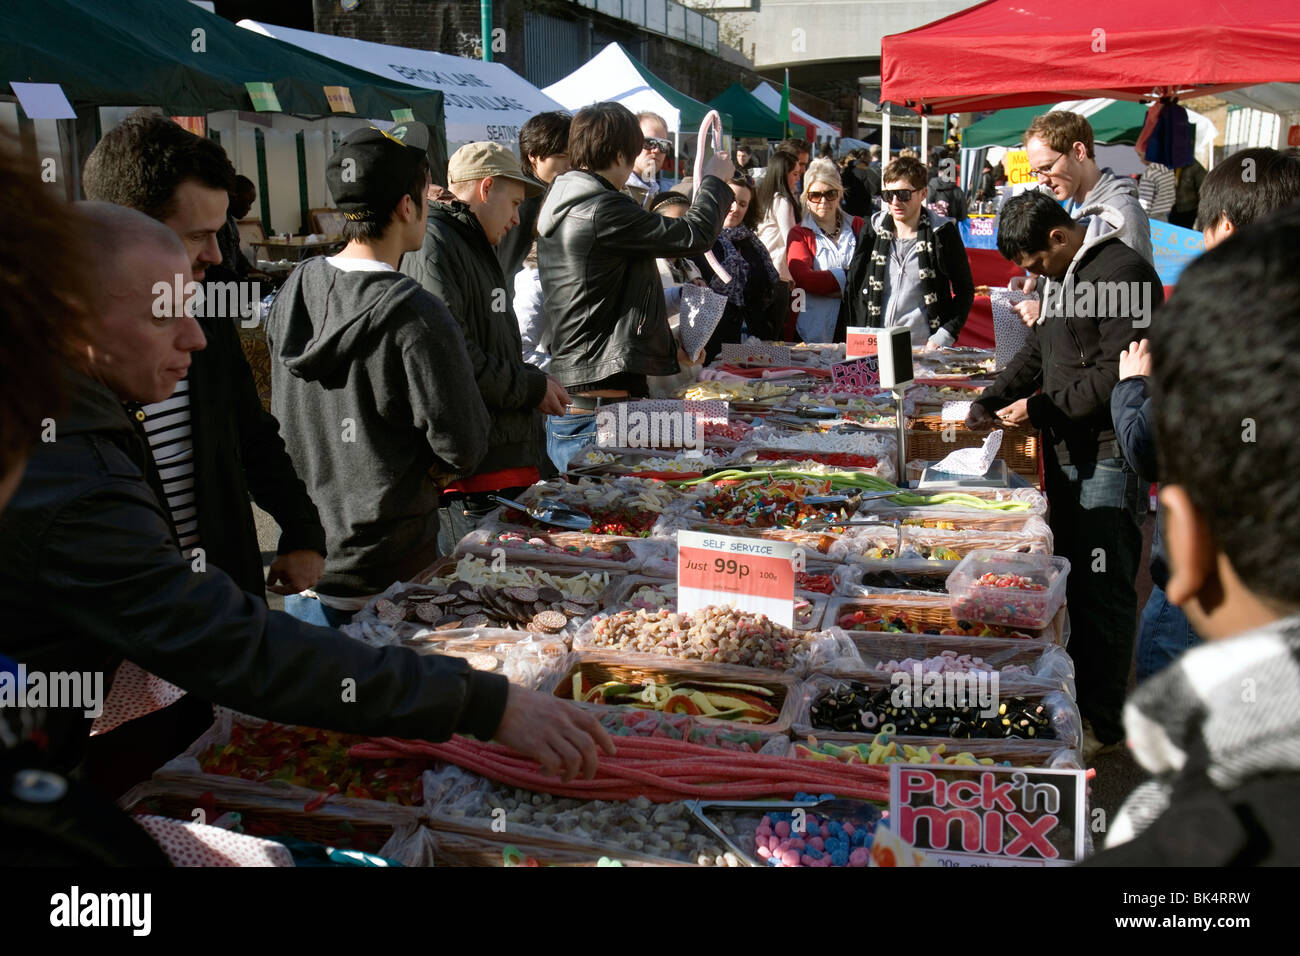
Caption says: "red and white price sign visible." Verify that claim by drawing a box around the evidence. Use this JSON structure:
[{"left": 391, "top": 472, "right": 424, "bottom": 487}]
[
  {"left": 676, "top": 531, "right": 795, "bottom": 626},
  {"left": 832, "top": 356, "right": 880, "bottom": 390},
  {"left": 845, "top": 327, "right": 879, "bottom": 360}
]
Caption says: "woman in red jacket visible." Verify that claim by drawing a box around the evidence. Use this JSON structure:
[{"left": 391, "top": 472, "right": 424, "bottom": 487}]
[{"left": 786, "top": 158, "right": 863, "bottom": 342}]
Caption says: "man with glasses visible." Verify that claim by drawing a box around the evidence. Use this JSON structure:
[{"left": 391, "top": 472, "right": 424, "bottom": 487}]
[
  {"left": 626, "top": 112, "right": 672, "bottom": 208},
  {"left": 1014, "top": 111, "right": 1152, "bottom": 327}
]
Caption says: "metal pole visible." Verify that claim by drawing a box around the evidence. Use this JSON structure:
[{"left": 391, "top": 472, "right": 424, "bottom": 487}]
[
  {"left": 894, "top": 386, "right": 908, "bottom": 486},
  {"left": 882, "top": 105, "right": 891, "bottom": 162},
  {"left": 481, "top": 0, "right": 493, "bottom": 62},
  {"left": 920, "top": 109, "right": 928, "bottom": 159}
]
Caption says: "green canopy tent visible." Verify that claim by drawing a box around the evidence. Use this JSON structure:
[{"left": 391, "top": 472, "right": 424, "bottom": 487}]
[
  {"left": 961, "top": 99, "right": 1148, "bottom": 149},
  {"left": 0, "top": 0, "right": 449, "bottom": 207},
  {"left": 708, "top": 83, "right": 784, "bottom": 140}
]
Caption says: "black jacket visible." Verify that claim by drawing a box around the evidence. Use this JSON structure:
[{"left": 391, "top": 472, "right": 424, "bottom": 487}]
[
  {"left": 129, "top": 311, "right": 326, "bottom": 598},
  {"left": 974, "top": 217, "right": 1164, "bottom": 466},
  {"left": 536, "top": 170, "right": 731, "bottom": 390},
  {"left": 0, "top": 370, "right": 507, "bottom": 774},
  {"left": 841, "top": 162, "right": 876, "bottom": 217},
  {"left": 835, "top": 211, "right": 974, "bottom": 343},
  {"left": 927, "top": 174, "right": 968, "bottom": 222},
  {"left": 402, "top": 201, "right": 548, "bottom": 475},
  {"left": 267, "top": 259, "right": 491, "bottom": 596},
  {"left": 1111, "top": 376, "right": 1167, "bottom": 587}
]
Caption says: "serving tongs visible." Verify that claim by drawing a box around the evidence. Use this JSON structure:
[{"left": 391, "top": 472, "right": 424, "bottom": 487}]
[{"left": 491, "top": 495, "right": 593, "bottom": 531}]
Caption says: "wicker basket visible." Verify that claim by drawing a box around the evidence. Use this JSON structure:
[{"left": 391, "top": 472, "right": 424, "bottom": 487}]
[
  {"left": 553, "top": 654, "right": 799, "bottom": 734},
  {"left": 906, "top": 416, "right": 1040, "bottom": 484}
]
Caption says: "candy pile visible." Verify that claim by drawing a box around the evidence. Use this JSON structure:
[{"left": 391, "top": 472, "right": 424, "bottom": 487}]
[
  {"left": 873, "top": 651, "right": 1032, "bottom": 677},
  {"left": 745, "top": 426, "right": 895, "bottom": 458},
  {"left": 682, "top": 380, "right": 791, "bottom": 403},
  {"left": 863, "top": 543, "right": 962, "bottom": 561},
  {"left": 951, "top": 572, "right": 1057, "bottom": 628},
  {"left": 442, "top": 555, "right": 611, "bottom": 600},
  {"left": 754, "top": 799, "right": 875, "bottom": 867},
  {"left": 584, "top": 605, "right": 807, "bottom": 670},
  {"left": 690, "top": 477, "right": 857, "bottom": 530},
  {"left": 620, "top": 581, "right": 822, "bottom": 630},
  {"left": 565, "top": 673, "right": 782, "bottom": 724},
  {"left": 757, "top": 450, "right": 880, "bottom": 469},
  {"left": 793, "top": 735, "right": 998, "bottom": 767},
  {"left": 796, "top": 572, "right": 835, "bottom": 594},
  {"left": 703, "top": 420, "right": 752, "bottom": 443},
  {"left": 854, "top": 568, "right": 950, "bottom": 592},
  {"left": 376, "top": 581, "right": 598, "bottom": 633},
  {"left": 628, "top": 452, "right": 727, "bottom": 475},
  {"left": 199, "top": 723, "right": 426, "bottom": 805},
  {"left": 596, "top": 709, "right": 773, "bottom": 753},
  {"left": 469, "top": 790, "right": 736, "bottom": 865},
  {"left": 483, "top": 530, "right": 635, "bottom": 562},
  {"left": 835, "top": 607, "right": 1036, "bottom": 639},
  {"left": 809, "top": 682, "right": 1055, "bottom": 740}
]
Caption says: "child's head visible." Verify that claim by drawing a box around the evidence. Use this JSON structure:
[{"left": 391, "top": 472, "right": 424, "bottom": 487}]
[{"left": 1152, "top": 204, "right": 1300, "bottom": 634}]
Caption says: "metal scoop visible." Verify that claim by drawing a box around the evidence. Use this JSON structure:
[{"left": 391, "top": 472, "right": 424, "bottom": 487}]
[{"left": 491, "top": 495, "right": 592, "bottom": 531}]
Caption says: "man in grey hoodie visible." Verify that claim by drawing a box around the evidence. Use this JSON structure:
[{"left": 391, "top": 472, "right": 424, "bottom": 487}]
[
  {"left": 266, "top": 124, "right": 491, "bottom": 628},
  {"left": 1014, "top": 111, "right": 1153, "bottom": 326}
]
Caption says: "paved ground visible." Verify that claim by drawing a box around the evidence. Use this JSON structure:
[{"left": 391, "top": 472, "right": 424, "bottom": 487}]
[{"left": 254, "top": 501, "right": 1154, "bottom": 830}]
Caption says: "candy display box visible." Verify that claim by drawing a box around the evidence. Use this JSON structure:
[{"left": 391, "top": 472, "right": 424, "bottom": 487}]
[{"left": 946, "top": 551, "right": 1071, "bottom": 629}]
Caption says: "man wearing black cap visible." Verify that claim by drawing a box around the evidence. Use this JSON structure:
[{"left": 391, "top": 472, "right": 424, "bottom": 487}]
[
  {"left": 266, "top": 123, "right": 492, "bottom": 627},
  {"left": 402, "top": 142, "right": 570, "bottom": 553}
]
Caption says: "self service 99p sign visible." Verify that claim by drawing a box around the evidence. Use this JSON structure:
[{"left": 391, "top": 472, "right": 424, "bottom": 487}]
[
  {"left": 889, "top": 765, "right": 1088, "bottom": 866},
  {"left": 676, "top": 530, "right": 796, "bottom": 627}
]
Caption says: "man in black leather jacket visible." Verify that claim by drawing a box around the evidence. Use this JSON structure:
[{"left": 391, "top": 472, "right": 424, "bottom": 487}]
[
  {"left": 0, "top": 204, "right": 614, "bottom": 786},
  {"left": 535, "top": 103, "right": 732, "bottom": 470},
  {"left": 537, "top": 102, "right": 733, "bottom": 396}
]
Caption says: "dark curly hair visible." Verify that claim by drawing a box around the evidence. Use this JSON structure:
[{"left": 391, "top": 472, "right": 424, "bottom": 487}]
[
  {"left": 82, "top": 109, "right": 236, "bottom": 220},
  {"left": 0, "top": 138, "right": 87, "bottom": 485}
]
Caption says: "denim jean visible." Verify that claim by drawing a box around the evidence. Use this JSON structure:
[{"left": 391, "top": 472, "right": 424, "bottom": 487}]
[
  {"left": 1043, "top": 452, "right": 1147, "bottom": 745},
  {"left": 437, "top": 486, "right": 528, "bottom": 557},
  {"left": 1136, "top": 583, "right": 1201, "bottom": 683},
  {"left": 283, "top": 593, "right": 357, "bottom": 629},
  {"left": 545, "top": 412, "right": 597, "bottom": 474}
]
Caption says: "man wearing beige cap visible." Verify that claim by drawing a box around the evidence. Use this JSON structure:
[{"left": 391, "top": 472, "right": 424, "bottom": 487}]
[{"left": 402, "top": 142, "right": 570, "bottom": 554}]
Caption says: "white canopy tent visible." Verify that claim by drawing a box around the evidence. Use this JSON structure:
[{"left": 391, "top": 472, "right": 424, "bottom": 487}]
[
  {"left": 543, "top": 43, "right": 731, "bottom": 179},
  {"left": 238, "top": 20, "right": 564, "bottom": 153},
  {"left": 750, "top": 82, "right": 839, "bottom": 143}
]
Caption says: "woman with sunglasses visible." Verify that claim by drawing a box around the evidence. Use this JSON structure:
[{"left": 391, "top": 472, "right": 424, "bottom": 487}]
[
  {"left": 786, "top": 158, "right": 864, "bottom": 343},
  {"left": 835, "top": 156, "right": 974, "bottom": 350}
]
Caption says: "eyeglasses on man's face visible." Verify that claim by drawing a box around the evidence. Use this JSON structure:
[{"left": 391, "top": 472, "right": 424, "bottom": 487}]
[
  {"left": 880, "top": 188, "right": 916, "bottom": 203},
  {"left": 643, "top": 138, "right": 672, "bottom": 155},
  {"left": 1031, "top": 151, "right": 1068, "bottom": 180}
]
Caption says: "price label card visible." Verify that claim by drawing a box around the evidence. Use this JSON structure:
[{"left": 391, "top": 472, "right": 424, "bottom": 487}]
[
  {"left": 245, "top": 81, "right": 282, "bottom": 113},
  {"left": 832, "top": 356, "right": 880, "bottom": 391},
  {"left": 845, "top": 327, "right": 879, "bottom": 360},
  {"left": 676, "top": 531, "right": 795, "bottom": 627},
  {"left": 323, "top": 85, "right": 356, "bottom": 113}
]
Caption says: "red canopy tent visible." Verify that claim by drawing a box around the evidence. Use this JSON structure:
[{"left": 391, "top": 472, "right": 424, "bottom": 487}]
[{"left": 881, "top": 0, "right": 1300, "bottom": 114}]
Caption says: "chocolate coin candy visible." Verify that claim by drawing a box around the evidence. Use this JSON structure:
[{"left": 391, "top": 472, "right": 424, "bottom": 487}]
[
  {"left": 506, "top": 586, "right": 539, "bottom": 604},
  {"left": 435, "top": 617, "right": 463, "bottom": 631},
  {"left": 461, "top": 613, "right": 489, "bottom": 629},
  {"left": 536, "top": 587, "right": 565, "bottom": 604},
  {"left": 415, "top": 603, "right": 445, "bottom": 624},
  {"left": 560, "top": 600, "right": 589, "bottom": 617}
]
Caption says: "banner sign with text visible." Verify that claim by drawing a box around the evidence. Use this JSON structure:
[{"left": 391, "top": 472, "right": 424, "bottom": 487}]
[
  {"left": 889, "top": 764, "right": 1088, "bottom": 866},
  {"left": 845, "top": 327, "right": 879, "bottom": 360}
]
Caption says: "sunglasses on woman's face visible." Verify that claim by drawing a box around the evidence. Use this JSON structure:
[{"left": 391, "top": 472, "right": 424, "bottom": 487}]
[
  {"left": 881, "top": 188, "right": 916, "bottom": 203},
  {"left": 808, "top": 189, "right": 840, "bottom": 202}
]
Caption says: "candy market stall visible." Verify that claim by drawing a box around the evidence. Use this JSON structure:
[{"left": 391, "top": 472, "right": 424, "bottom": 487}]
[{"left": 124, "top": 346, "right": 1096, "bottom": 867}]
